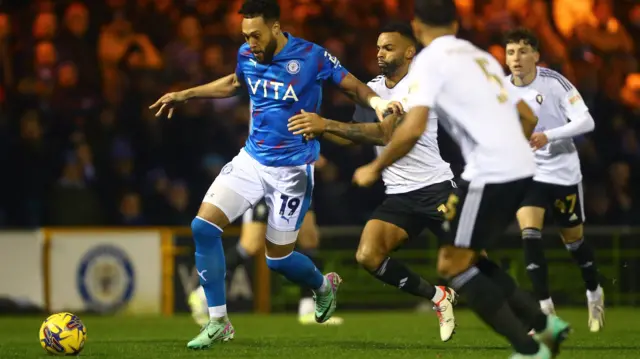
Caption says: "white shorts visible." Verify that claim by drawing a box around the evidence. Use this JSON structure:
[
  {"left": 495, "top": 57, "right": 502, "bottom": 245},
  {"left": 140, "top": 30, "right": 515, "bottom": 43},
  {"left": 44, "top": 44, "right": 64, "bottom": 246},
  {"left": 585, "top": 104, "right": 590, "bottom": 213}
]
[{"left": 203, "top": 149, "right": 314, "bottom": 244}]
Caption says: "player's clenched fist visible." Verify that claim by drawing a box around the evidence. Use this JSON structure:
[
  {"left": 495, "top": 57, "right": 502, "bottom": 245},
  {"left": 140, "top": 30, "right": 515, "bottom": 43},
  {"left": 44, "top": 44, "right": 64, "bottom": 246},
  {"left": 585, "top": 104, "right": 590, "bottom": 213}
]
[
  {"left": 352, "top": 163, "right": 381, "bottom": 187},
  {"left": 529, "top": 132, "right": 549, "bottom": 150},
  {"left": 287, "top": 110, "right": 326, "bottom": 136},
  {"left": 370, "top": 97, "right": 404, "bottom": 121},
  {"left": 149, "top": 91, "right": 189, "bottom": 118}
]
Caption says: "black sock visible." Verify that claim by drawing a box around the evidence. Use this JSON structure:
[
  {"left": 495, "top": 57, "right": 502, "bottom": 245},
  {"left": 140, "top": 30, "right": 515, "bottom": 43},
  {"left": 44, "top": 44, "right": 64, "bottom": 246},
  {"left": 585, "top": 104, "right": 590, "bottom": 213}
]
[
  {"left": 450, "top": 266, "right": 540, "bottom": 355},
  {"left": 369, "top": 257, "right": 437, "bottom": 300},
  {"left": 225, "top": 241, "right": 252, "bottom": 273},
  {"left": 522, "top": 228, "right": 550, "bottom": 300},
  {"left": 476, "top": 257, "right": 547, "bottom": 332},
  {"left": 566, "top": 237, "right": 600, "bottom": 292},
  {"left": 299, "top": 249, "right": 324, "bottom": 299}
]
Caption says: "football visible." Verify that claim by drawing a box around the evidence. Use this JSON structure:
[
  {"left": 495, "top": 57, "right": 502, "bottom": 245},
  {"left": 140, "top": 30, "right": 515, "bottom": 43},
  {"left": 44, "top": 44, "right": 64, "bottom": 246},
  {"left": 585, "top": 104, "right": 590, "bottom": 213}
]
[{"left": 39, "top": 312, "right": 87, "bottom": 356}]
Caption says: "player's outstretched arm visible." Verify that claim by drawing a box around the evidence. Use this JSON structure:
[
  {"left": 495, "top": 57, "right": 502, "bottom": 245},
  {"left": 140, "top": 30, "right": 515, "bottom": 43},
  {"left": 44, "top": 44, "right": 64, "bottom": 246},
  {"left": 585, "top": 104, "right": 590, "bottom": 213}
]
[
  {"left": 516, "top": 100, "right": 538, "bottom": 139},
  {"left": 149, "top": 73, "right": 242, "bottom": 118},
  {"left": 288, "top": 110, "right": 400, "bottom": 146},
  {"left": 338, "top": 73, "right": 403, "bottom": 121}
]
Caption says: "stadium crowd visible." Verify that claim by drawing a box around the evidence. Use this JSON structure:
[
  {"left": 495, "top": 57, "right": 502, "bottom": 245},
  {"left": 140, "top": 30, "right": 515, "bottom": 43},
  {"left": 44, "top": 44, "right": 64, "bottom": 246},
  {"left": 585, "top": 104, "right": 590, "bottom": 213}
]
[{"left": 0, "top": 0, "right": 638, "bottom": 228}]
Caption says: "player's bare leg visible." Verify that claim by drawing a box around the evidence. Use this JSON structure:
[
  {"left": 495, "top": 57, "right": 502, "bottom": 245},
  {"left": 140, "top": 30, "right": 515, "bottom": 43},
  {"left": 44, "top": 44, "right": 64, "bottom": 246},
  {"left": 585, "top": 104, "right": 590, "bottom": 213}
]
[
  {"left": 356, "top": 219, "right": 457, "bottom": 341},
  {"left": 438, "top": 245, "right": 570, "bottom": 358},
  {"left": 297, "top": 211, "right": 343, "bottom": 325},
  {"left": 517, "top": 207, "right": 556, "bottom": 318},
  {"left": 560, "top": 224, "right": 604, "bottom": 332},
  {"left": 187, "top": 202, "right": 236, "bottom": 349}
]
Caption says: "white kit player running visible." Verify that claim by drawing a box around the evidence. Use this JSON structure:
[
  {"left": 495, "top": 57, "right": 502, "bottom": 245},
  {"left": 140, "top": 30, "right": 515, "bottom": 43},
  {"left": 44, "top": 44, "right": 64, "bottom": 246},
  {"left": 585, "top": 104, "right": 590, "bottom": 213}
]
[
  {"left": 503, "top": 28, "right": 604, "bottom": 332},
  {"left": 288, "top": 21, "right": 458, "bottom": 342},
  {"left": 353, "top": 1, "right": 570, "bottom": 358}
]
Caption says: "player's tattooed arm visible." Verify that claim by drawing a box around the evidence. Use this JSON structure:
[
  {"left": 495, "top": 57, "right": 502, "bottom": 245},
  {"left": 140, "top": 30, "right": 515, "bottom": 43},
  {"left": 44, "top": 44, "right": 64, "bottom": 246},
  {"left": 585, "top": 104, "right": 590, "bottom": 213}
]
[
  {"left": 288, "top": 110, "right": 400, "bottom": 146},
  {"left": 324, "top": 120, "right": 387, "bottom": 146}
]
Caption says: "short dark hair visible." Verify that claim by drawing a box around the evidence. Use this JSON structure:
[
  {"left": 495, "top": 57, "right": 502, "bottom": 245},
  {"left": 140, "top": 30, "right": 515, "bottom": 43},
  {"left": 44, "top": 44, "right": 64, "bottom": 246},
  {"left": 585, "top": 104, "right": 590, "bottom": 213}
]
[
  {"left": 380, "top": 21, "right": 419, "bottom": 47},
  {"left": 414, "top": 0, "right": 457, "bottom": 27},
  {"left": 503, "top": 28, "right": 540, "bottom": 51},
  {"left": 238, "top": 0, "right": 280, "bottom": 22}
]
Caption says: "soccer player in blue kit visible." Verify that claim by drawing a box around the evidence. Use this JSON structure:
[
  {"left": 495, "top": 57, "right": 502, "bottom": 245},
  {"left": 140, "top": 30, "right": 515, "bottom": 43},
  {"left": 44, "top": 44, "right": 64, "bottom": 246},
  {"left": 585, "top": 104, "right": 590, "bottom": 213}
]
[{"left": 149, "top": 0, "right": 401, "bottom": 350}]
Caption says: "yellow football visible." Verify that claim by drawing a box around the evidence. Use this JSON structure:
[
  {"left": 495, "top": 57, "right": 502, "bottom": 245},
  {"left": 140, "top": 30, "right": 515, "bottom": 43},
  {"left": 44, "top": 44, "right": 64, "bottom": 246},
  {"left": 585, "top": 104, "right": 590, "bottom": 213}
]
[{"left": 39, "top": 312, "right": 87, "bottom": 356}]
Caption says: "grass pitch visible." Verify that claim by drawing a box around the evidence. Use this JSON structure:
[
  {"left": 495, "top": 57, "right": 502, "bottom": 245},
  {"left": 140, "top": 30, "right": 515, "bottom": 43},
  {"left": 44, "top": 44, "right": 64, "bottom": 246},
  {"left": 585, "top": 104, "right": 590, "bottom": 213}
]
[{"left": 1, "top": 308, "right": 638, "bottom": 358}]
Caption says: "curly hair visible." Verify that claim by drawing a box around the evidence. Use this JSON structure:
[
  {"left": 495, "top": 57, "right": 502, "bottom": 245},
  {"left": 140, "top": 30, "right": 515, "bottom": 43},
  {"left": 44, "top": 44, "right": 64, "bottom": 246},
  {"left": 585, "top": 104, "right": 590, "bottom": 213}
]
[{"left": 238, "top": 0, "right": 280, "bottom": 22}]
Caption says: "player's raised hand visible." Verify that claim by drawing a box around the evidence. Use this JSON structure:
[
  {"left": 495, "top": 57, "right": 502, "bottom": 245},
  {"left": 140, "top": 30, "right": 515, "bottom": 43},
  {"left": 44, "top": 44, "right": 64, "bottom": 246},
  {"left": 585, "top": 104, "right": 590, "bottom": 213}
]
[
  {"left": 149, "top": 91, "right": 189, "bottom": 118},
  {"left": 352, "top": 162, "right": 381, "bottom": 187},
  {"left": 530, "top": 132, "right": 549, "bottom": 150},
  {"left": 287, "top": 110, "right": 326, "bottom": 136}
]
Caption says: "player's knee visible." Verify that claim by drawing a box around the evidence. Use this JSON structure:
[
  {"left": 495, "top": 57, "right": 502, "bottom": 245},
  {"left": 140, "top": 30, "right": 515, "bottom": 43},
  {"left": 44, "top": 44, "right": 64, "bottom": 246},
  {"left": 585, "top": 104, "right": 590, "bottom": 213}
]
[
  {"left": 355, "top": 244, "right": 385, "bottom": 271},
  {"left": 437, "top": 246, "right": 476, "bottom": 279},
  {"left": 560, "top": 225, "right": 583, "bottom": 244},
  {"left": 191, "top": 217, "right": 223, "bottom": 253},
  {"left": 516, "top": 206, "right": 545, "bottom": 230},
  {"left": 265, "top": 243, "right": 296, "bottom": 273}
]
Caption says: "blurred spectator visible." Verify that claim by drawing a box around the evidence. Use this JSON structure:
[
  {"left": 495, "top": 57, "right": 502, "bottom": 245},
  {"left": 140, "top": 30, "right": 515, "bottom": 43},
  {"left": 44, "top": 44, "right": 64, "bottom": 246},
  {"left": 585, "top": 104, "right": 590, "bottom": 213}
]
[
  {"left": 8, "top": 111, "right": 55, "bottom": 226},
  {"left": 32, "top": 12, "right": 57, "bottom": 42},
  {"left": 118, "top": 191, "right": 146, "bottom": 225},
  {"left": 620, "top": 73, "right": 640, "bottom": 116},
  {"left": 163, "top": 15, "right": 203, "bottom": 86},
  {"left": 0, "top": 0, "right": 639, "bottom": 228},
  {"left": 47, "top": 153, "right": 104, "bottom": 226},
  {"left": 608, "top": 161, "right": 640, "bottom": 224},
  {"left": 58, "top": 2, "right": 101, "bottom": 92}
]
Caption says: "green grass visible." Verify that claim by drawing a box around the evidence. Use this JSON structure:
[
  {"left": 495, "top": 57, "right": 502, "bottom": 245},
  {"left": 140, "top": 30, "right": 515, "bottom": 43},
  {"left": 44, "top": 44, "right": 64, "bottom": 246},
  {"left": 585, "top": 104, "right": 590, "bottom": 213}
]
[{"left": 1, "top": 308, "right": 638, "bottom": 358}]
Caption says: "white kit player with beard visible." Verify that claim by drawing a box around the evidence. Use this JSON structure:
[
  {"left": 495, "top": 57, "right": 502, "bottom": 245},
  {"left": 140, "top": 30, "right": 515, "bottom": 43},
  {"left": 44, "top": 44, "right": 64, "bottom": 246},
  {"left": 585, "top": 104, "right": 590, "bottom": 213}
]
[
  {"left": 504, "top": 28, "right": 604, "bottom": 333},
  {"left": 288, "top": 22, "right": 459, "bottom": 342},
  {"left": 357, "top": 75, "right": 454, "bottom": 193}
]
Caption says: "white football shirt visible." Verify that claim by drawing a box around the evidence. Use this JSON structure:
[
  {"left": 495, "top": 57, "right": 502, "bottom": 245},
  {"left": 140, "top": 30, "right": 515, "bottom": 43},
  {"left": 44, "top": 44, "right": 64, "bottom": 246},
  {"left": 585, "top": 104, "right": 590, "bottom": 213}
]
[
  {"left": 353, "top": 74, "right": 454, "bottom": 194},
  {"left": 406, "top": 35, "right": 535, "bottom": 184},
  {"left": 505, "top": 67, "right": 592, "bottom": 186}
]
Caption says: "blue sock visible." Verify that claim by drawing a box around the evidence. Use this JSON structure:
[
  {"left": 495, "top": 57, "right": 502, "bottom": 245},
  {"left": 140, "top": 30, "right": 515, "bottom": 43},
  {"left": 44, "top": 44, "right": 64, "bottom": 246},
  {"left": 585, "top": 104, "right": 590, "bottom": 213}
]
[
  {"left": 266, "top": 251, "right": 324, "bottom": 290},
  {"left": 191, "top": 217, "right": 226, "bottom": 310}
]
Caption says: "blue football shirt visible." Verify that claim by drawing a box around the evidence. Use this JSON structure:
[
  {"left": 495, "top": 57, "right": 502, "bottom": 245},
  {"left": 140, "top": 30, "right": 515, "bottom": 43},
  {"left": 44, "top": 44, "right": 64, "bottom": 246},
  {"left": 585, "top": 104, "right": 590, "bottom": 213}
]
[{"left": 236, "top": 32, "right": 349, "bottom": 166}]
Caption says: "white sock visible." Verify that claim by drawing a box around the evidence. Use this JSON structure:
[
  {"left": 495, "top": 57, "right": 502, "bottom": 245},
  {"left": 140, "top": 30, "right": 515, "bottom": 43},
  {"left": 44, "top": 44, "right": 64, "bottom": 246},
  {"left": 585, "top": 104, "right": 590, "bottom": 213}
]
[
  {"left": 431, "top": 286, "right": 446, "bottom": 304},
  {"left": 539, "top": 297, "right": 554, "bottom": 310},
  {"left": 298, "top": 297, "right": 315, "bottom": 316},
  {"left": 315, "top": 277, "right": 329, "bottom": 294},
  {"left": 587, "top": 285, "right": 603, "bottom": 302},
  {"left": 208, "top": 305, "right": 227, "bottom": 319}
]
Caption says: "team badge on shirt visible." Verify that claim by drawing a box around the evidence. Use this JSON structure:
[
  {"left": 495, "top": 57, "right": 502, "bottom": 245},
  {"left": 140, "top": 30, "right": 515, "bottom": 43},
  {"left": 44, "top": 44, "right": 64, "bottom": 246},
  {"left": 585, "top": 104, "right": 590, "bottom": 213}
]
[{"left": 286, "top": 60, "right": 301, "bottom": 75}]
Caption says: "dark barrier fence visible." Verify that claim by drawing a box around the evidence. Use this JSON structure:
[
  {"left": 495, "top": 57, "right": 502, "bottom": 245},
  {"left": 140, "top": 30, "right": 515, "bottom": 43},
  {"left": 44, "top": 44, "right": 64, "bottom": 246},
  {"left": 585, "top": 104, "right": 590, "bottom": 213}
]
[{"left": 172, "top": 226, "right": 640, "bottom": 314}]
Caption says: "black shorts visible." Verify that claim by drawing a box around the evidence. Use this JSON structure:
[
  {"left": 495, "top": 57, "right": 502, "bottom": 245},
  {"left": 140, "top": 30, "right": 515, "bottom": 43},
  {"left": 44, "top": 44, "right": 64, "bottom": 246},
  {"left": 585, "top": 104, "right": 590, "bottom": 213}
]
[
  {"left": 370, "top": 180, "right": 457, "bottom": 239},
  {"left": 442, "top": 177, "right": 532, "bottom": 250},
  {"left": 520, "top": 181, "right": 584, "bottom": 227},
  {"left": 243, "top": 199, "right": 315, "bottom": 224}
]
